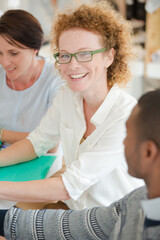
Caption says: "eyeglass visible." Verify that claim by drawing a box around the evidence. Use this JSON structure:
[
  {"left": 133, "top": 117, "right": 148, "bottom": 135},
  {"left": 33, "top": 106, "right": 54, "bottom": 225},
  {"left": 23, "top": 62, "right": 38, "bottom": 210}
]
[{"left": 54, "top": 48, "right": 106, "bottom": 64}]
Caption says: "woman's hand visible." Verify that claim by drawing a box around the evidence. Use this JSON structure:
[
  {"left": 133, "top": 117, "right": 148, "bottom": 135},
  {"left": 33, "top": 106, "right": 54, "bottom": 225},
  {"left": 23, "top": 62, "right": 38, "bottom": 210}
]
[
  {"left": 0, "top": 139, "right": 37, "bottom": 167},
  {"left": 0, "top": 129, "right": 29, "bottom": 144}
]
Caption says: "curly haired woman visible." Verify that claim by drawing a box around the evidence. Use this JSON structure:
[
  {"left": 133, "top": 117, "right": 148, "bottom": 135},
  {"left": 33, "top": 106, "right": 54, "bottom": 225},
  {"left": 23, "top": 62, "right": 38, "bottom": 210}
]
[{"left": 0, "top": 0, "right": 143, "bottom": 216}]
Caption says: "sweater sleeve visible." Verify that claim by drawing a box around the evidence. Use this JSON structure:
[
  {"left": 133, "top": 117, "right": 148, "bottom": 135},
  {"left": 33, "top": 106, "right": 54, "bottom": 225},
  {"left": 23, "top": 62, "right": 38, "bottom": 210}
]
[
  {"left": 3, "top": 187, "right": 146, "bottom": 240},
  {"left": 4, "top": 204, "right": 119, "bottom": 240}
]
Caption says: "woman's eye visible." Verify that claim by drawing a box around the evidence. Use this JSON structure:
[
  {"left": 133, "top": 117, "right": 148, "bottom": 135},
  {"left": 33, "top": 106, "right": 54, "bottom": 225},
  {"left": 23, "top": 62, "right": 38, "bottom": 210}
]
[
  {"left": 59, "top": 54, "right": 70, "bottom": 59},
  {"left": 79, "top": 52, "right": 90, "bottom": 57},
  {"left": 11, "top": 52, "right": 19, "bottom": 56},
  {"left": 77, "top": 51, "right": 91, "bottom": 61}
]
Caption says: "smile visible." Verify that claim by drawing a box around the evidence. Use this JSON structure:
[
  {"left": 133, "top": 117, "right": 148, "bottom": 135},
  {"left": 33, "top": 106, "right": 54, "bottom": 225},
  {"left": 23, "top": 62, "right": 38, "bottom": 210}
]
[
  {"left": 7, "top": 67, "right": 16, "bottom": 71},
  {"left": 9, "top": 68, "right": 15, "bottom": 70},
  {"left": 70, "top": 73, "right": 87, "bottom": 79}
]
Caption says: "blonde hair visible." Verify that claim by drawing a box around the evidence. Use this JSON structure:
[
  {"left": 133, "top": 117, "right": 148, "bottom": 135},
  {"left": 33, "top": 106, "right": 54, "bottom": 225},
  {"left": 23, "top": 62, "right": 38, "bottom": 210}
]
[{"left": 51, "top": 0, "right": 133, "bottom": 87}]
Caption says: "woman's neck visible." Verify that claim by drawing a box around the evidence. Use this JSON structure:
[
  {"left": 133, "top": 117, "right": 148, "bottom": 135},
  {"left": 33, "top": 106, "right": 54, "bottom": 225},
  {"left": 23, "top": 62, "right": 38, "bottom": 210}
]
[{"left": 83, "top": 83, "right": 110, "bottom": 113}]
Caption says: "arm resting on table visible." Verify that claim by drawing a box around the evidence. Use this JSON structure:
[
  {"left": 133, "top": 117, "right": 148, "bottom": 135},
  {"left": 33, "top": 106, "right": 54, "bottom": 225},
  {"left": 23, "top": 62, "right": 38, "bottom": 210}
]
[
  {"left": 4, "top": 204, "right": 115, "bottom": 239},
  {"left": 1, "top": 129, "right": 28, "bottom": 145},
  {"left": 0, "top": 176, "right": 70, "bottom": 203},
  {"left": 0, "top": 139, "right": 37, "bottom": 167},
  {"left": 1, "top": 129, "right": 58, "bottom": 153}
]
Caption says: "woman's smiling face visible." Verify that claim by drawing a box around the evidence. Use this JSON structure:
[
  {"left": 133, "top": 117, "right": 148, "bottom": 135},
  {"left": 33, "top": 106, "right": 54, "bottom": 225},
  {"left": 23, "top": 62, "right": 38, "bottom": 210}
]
[
  {"left": 0, "top": 35, "right": 37, "bottom": 82},
  {"left": 58, "top": 28, "right": 109, "bottom": 94}
]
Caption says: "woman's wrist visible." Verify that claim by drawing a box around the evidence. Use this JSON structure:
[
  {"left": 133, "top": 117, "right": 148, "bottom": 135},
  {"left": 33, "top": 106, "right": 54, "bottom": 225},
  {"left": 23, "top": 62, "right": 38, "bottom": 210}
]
[{"left": 0, "top": 128, "right": 4, "bottom": 142}]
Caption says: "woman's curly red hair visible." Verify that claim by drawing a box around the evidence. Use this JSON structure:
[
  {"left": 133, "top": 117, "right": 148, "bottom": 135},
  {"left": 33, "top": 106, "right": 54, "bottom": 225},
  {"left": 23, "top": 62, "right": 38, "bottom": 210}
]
[{"left": 51, "top": 0, "right": 134, "bottom": 87}]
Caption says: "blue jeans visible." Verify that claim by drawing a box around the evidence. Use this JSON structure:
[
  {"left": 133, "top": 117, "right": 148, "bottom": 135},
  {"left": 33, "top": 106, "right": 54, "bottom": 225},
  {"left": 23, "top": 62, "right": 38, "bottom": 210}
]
[{"left": 0, "top": 210, "right": 7, "bottom": 236}]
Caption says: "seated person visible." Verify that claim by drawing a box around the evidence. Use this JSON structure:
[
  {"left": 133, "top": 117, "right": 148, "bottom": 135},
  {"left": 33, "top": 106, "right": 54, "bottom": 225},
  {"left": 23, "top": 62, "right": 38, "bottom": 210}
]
[
  {"left": 0, "top": 1, "right": 143, "bottom": 212},
  {"left": 0, "top": 9, "right": 62, "bottom": 145},
  {"left": 0, "top": 89, "right": 160, "bottom": 239}
]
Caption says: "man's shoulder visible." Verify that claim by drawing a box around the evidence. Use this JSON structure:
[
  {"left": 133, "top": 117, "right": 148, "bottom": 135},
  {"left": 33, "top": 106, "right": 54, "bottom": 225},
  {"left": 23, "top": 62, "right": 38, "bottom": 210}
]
[{"left": 123, "top": 186, "right": 147, "bottom": 205}]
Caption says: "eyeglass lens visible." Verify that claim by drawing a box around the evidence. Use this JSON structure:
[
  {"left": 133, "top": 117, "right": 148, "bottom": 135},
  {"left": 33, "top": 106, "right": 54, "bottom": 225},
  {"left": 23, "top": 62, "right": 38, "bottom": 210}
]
[{"left": 58, "top": 51, "right": 92, "bottom": 63}]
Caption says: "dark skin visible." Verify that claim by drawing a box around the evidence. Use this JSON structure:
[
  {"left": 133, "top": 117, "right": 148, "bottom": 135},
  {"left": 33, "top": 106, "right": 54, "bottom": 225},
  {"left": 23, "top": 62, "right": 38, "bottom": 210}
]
[{"left": 124, "top": 105, "right": 160, "bottom": 199}]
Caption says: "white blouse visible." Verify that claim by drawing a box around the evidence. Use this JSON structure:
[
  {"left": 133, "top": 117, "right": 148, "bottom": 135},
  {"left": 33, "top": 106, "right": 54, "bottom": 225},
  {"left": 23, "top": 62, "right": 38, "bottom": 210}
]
[{"left": 28, "top": 85, "right": 144, "bottom": 210}]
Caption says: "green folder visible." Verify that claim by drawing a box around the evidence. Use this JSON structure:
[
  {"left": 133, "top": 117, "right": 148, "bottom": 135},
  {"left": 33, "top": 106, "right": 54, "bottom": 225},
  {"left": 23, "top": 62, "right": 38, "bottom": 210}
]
[{"left": 0, "top": 155, "right": 56, "bottom": 182}]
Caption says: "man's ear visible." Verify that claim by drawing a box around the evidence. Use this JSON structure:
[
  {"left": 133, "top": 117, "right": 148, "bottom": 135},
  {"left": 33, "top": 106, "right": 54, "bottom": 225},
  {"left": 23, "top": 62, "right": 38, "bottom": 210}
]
[
  {"left": 104, "top": 48, "right": 115, "bottom": 68},
  {"left": 142, "top": 140, "right": 158, "bottom": 163}
]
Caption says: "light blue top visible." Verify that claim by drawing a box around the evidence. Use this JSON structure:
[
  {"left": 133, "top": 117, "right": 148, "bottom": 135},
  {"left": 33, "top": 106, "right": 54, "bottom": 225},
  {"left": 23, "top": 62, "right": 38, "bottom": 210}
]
[{"left": 0, "top": 58, "right": 62, "bottom": 132}]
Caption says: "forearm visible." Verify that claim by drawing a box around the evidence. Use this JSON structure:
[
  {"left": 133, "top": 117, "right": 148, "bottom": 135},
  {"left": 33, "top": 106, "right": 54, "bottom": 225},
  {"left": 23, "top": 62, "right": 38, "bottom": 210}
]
[
  {"left": 1, "top": 129, "right": 58, "bottom": 153},
  {"left": 0, "top": 177, "right": 70, "bottom": 203},
  {"left": 4, "top": 206, "right": 112, "bottom": 240},
  {"left": 1, "top": 129, "right": 29, "bottom": 144},
  {"left": 0, "top": 139, "right": 37, "bottom": 167}
]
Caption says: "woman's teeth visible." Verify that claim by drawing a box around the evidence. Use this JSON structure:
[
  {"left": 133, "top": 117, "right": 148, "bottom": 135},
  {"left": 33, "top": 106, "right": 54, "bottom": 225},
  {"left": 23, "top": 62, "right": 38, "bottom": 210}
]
[
  {"left": 71, "top": 73, "right": 86, "bottom": 79},
  {"left": 8, "top": 67, "right": 15, "bottom": 70}
]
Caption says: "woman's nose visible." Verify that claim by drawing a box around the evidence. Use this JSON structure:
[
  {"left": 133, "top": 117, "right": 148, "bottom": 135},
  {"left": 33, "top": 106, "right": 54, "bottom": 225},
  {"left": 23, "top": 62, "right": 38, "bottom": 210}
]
[{"left": 68, "top": 55, "right": 81, "bottom": 68}]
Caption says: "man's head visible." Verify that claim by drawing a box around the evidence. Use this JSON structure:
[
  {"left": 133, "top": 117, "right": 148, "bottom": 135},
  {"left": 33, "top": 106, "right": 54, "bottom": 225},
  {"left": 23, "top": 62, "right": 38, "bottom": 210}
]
[{"left": 124, "top": 89, "right": 160, "bottom": 182}]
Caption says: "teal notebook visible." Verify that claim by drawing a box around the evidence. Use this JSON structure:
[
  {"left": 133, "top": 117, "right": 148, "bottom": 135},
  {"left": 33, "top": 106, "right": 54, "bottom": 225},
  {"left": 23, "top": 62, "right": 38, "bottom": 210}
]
[{"left": 0, "top": 155, "right": 56, "bottom": 182}]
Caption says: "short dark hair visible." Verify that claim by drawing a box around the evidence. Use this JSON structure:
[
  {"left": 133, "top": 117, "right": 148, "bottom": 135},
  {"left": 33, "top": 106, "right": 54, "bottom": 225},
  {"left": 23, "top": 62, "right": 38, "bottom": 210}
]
[
  {"left": 136, "top": 89, "right": 160, "bottom": 148},
  {"left": 0, "top": 9, "right": 44, "bottom": 50}
]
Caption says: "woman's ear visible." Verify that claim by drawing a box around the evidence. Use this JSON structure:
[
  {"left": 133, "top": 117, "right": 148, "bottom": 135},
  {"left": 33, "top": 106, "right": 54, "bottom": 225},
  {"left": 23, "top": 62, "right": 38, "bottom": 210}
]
[
  {"left": 104, "top": 48, "right": 115, "bottom": 68},
  {"left": 33, "top": 49, "right": 39, "bottom": 56}
]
